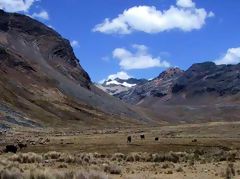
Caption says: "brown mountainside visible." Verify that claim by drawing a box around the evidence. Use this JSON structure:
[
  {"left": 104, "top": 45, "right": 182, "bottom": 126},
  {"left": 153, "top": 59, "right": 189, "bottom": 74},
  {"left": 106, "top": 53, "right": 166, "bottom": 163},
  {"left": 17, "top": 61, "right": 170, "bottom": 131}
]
[{"left": 0, "top": 10, "right": 147, "bottom": 130}]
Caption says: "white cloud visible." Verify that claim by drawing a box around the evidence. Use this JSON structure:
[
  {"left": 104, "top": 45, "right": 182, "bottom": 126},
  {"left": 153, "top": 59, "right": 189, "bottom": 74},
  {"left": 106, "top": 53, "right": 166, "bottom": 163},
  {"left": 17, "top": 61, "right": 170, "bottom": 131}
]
[
  {"left": 0, "top": 0, "right": 36, "bottom": 12},
  {"left": 98, "top": 71, "right": 131, "bottom": 84},
  {"left": 214, "top": 47, "right": 240, "bottom": 65},
  {"left": 113, "top": 44, "right": 170, "bottom": 70},
  {"left": 32, "top": 10, "right": 49, "bottom": 20},
  {"left": 107, "top": 71, "right": 131, "bottom": 80},
  {"left": 70, "top": 40, "right": 80, "bottom": 48},
  {"left": 93, "top": 0, "right": 214, "bottom": 34},
  {"left": 176, "top": 0, "right": 195, "bottom": 8}
]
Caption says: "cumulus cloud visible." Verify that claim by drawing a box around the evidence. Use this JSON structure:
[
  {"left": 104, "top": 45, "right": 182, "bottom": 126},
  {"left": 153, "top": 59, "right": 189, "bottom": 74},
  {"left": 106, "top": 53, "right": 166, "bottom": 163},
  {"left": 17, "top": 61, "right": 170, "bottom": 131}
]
[
  {"left": 93, "top": 0, "right": 214, "bottom": 35},
  {"left": 32, "top": 10, "right": 49, "bottom": 20},
  {"left": 107, "top": 71, "right": 131, "bottom": 80},
  {"left": 0, "top": 0, "right": 36, "bottom": 12},
  {"left": 176, "top": 0, "right": 195, "bottom": 8},
  {"left": 70, "top": 40, "right": 80, "bottom": 48},
  {"left": 214, "top": 47, "right": 240, "bottom": 65},
  {"left": 113, "top": 44, "right": 170, "bottom": 70},
  {"left": 98, "top": 71, "right": 131, "bottom": 84}
]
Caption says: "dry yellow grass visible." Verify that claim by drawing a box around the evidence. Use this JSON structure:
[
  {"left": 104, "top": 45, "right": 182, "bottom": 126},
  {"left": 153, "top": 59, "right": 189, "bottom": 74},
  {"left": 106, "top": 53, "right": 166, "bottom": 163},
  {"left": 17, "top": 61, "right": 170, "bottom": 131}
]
[{"left": 2, "top": 122, "right": 240, "bottom": 178}]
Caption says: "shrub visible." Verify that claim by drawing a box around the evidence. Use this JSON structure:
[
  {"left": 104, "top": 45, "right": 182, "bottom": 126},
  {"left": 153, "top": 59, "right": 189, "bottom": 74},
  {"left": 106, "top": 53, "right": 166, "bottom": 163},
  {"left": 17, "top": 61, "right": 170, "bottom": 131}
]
[
  {"left": 10, "top": 153, "right": 42, "bottom": 163},
  {"left": 176, "top": 166, "right": 184, "bottom": 172},
  {"left": 165, "top": 170, "right": 173, "bottom": 174},
  {"left": 126, "top": 155, "right": 134, "bottom": 162},
  {"left": 104, "top": 164, "right": 121, "bottom": 175},
  {"left": 29, "top": 169, "right": 54, "bottom": 179},
  {"left": 225, "top": 163, "right": 235, "bottom": 179},
  {"left": 111, "top": 153, "right": 125, "bottom": 162},
  {"left": 62, "top": 154, "right": 77, "bottom": 164},
  {"left": 0, "top": 167, "right": 23, "bottom": 179},
  {"left": 151, "top": 153, "right": 165, "bottom": 163},
  {"left": 43, "top": 151, "right": 61, "bottom": 160},
  {"left": 165, "top": 152, "right": 179, "bottom": 163},
  {"left": 75, "top": 171, "right": 108, "bottom": 179}
]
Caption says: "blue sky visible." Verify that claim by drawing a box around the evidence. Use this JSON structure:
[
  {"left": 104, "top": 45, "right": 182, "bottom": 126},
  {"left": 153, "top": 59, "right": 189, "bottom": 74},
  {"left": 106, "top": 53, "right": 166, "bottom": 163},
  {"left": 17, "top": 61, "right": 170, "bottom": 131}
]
[{"left": 1, "top": 0, "right": 240, "bottom": 82}]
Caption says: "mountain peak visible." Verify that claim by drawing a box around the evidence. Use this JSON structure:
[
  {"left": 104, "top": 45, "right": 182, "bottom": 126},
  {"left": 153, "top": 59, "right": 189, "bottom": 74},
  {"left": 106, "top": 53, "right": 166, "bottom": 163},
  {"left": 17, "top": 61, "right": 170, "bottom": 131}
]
[
  {"left": 187, "top": 62, "right": 217, "bottom": 73},
  {"left": 102, "top": 77, "right": 147, "bottom": 87},
  {"left": 157, "top": 67, "right": 184, "bottom": 80},
  {"left": 0, "top": 10, "right": 91, "bottom": 88}
]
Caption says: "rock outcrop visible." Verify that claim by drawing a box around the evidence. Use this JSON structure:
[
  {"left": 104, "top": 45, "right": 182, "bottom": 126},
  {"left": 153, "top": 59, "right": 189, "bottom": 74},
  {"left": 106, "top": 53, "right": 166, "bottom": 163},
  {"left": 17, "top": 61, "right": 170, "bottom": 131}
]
[{"left": 116, "top": 68, "right": 183, "bottom": 104}]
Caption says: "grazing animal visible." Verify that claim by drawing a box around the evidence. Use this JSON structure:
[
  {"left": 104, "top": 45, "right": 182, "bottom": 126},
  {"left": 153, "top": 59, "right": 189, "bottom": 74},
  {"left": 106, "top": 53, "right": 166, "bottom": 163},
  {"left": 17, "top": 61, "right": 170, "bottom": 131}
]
[
  {"left": 192, "top": 139, "right": 197, "bottom": 143},
  {"left": 18, "top": 143, "right": 27, "bottom": 150},
  {"left": 140, "top": 134, "right": 145, "bottom": 140},
  {"left": 155, "top": 137, "right": 159, "bottom": 141},
  {"left": 4, "top": 145, "right": 18, "bottom": 153},
  {"left": 127, "top": 136, "right": 132, "bottom": 143}
]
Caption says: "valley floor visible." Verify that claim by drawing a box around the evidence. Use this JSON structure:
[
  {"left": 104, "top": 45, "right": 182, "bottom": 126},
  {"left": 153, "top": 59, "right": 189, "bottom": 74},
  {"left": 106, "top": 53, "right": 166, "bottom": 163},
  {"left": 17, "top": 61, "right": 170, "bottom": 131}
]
[{"left": 1, "top": 122, "right": 240, "bottom": 178}]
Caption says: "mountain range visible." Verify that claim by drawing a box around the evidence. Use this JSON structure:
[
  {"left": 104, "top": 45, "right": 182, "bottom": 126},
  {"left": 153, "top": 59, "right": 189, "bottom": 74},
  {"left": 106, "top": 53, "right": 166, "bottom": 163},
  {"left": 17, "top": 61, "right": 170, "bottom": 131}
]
[
  {"left": 105, "top": 62, "right": 240, "bottom": 123},
  {"left": 1, "top": 10, "right": 240, "bottom": 130}
]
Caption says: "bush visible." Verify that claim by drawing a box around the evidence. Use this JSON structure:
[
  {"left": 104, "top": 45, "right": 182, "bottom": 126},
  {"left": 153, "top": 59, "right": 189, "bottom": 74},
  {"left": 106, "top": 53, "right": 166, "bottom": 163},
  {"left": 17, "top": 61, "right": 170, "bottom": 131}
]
[
  {"left": 151, "top": 153, "right": 165, "bottom": 163},
  {"left": 75, "top": 171, "right": 108, "bottom": 179},
  {"left": 111, "top": 153, "right": 125, "bottom": 162},
  {"left": 10, "top": 153, "right": 42, "bottom": 163},
  {"left": 225, "top": 163, "right": 235, "bottom": 179},
  {"left": 0, "top": 168, "right": 108, "bottom": 179},
  {"left": 176, "top": 166, "right": 184, "bottom": 172},
  {"left": 0, "top": 168, "right": 22, "bottom": 179},
  {"left": 29, "top": 169, "right": 54, "bottom": 179},
  {"left": 59, "top": 154, "right": 77, "bottom": 164},
  {"left": 104, "top": 164, "right": 121, "bottom": 175},
  {"left": 165, "top": 152, "right": 179, "bottom": 163},
  {"left": 44, "top": 151, "right": 61, "bottom": 160}
]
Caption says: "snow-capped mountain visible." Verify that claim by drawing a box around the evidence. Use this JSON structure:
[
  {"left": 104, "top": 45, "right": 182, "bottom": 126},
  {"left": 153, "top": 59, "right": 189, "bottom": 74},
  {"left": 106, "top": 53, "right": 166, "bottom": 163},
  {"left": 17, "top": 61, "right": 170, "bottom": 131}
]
[{"left": 96, "top": 78, "right": 148, "bottom": 96}]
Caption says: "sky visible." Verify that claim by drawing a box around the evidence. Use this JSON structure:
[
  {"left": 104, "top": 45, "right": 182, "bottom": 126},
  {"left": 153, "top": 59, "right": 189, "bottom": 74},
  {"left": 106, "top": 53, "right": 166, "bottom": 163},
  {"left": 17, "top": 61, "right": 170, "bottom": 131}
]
[{"left": 0, "top": 0, "right": 240, "bottom": 83}]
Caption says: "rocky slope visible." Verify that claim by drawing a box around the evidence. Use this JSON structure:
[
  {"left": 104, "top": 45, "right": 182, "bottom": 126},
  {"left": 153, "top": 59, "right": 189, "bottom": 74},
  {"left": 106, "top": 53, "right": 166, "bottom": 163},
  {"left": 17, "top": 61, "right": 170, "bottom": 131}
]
[
  {"left": 115, "top": 63, "right": 240, "bottom": 123},
  {"left": 172, "top": 62, "right": 240, "bottom": 99},
  {"left": 116, "top": 68, "right": 184, "bottom": 104},
  {"left": 0, "top": 10, "right": 146, "bottom": 130}
]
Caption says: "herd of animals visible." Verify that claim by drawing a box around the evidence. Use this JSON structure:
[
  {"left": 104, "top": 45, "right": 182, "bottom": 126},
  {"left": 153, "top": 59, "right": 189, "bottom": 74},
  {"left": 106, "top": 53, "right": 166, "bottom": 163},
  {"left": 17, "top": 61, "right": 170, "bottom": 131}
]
[
  {"left": 0, "top": 133, "right": 198, "bottom": 154},
  {"left": 2, "top": 134, "right": 197, "bottom": 153},
  {"left": 0, "top": 135, "right": 50, "bottom": 154},
  {"left": 127, "top": 134, "right": 159, "bottom": 143},
  {"left": 0, "top": 134, "right": 159, "bottom": 154}
]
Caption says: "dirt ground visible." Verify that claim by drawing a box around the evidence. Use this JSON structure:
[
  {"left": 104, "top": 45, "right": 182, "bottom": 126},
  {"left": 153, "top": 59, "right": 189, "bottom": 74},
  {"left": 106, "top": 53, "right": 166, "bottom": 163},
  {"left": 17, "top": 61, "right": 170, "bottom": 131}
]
[{"left": 1, "top": 122, "right": 240, "bottom": 178}]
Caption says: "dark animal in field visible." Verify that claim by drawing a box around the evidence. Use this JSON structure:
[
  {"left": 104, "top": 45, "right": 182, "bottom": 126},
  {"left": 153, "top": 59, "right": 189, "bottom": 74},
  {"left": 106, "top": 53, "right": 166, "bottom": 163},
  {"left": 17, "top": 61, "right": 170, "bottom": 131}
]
[
  {"left": 127, "top": 136, "right": 131, "bottom": 143},
  {"left": 155, "top": 137, "right": 159, "bottom": 141},
  {"left": 18, "top": 143, "right": 27, "bottom": 149},
  {"left": 4, "top": 145, "right": 18, "bottom": 153},
  {"left": 140, "top": 134, "right": 145, "bottom": 140},
  {"left": 192, "top": 139, "right": 197, "bottom": 142},
  {"left": 66, "top": 142, "right": 74, "bottom": 145}
]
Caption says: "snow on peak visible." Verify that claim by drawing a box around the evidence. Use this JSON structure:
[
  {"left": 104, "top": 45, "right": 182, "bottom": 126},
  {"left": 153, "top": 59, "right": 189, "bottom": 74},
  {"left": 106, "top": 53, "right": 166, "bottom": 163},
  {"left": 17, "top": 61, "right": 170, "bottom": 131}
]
[{"left": 106, "top": 79, "right": 136, "bottom": 87}]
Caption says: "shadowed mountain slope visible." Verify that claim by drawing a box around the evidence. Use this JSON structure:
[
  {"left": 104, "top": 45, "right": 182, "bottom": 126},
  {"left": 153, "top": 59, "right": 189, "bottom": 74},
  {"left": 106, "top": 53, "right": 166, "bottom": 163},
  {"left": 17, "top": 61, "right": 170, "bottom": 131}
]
[{"left": 0, "top": 10, "right": 147, "bottom": 130}]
